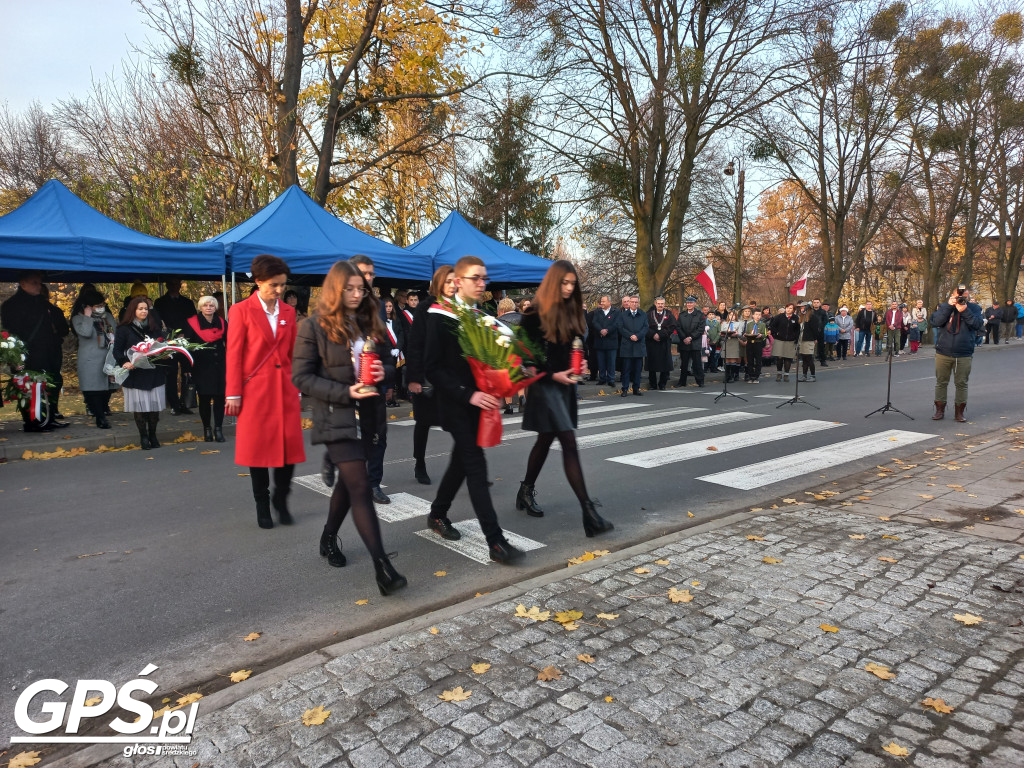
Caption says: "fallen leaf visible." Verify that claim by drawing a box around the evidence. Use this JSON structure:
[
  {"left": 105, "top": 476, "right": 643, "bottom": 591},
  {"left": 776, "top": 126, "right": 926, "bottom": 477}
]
[
  {"left": 553, "top": 610, "right": 584, "bottom": 625},
  {"left": 577, "top": 654, "right": 595, "bottom": 663},
  {"left": 849, "top": 534, "right": 866, "bottom": 540},
  {"left": 878, "top": 556, "right": 898, "bottom": 563},
  {"left": 749, "top": 506, "right": 764, "bottom": 512},
  {"left": 355, "top": 599, "right": 369, "bottom": 605},
  {"left": 604, "top": 696, "right": 614, "bottom": 702},
  {"left": 439, "top": 686, "right": 472, "bottom": 701},
  {"left": 746, "top": 535, "right": 766, "bottom": 541},
  {"left": 922, "top": 697, "right": 954, "bottom": 714},
  {"left": 242, "top": 632, "right": 261, "bottom": 641},
  {"left": 690, "top": 580, "right": 700, "bottom": 587},
  {"left": 707, "top": 446, "right": 718, "bottom": 451},
  {"left": 200, "top": 449, "right": 219, "bottom": 455},
  {"left": 687, "top": 512, "right": 695, "bottom": 518},
  {"left": 8, "top": 752, "right": 42, "bottom": 768},
  {"left": 930, "top": 516, "right": 947, "bottom": 522},
  {"left": 878, "top": 516, "right": 891, "bottom": 521},
  {"left": 237, "top": 472, "right": 249, "bottom": 476},
  {"left": 434, "top": 570, "right": 447, "bottom": 577},
  {"left": 864, "top": 662, "right": 896, "bottom": 680},
  {"left": 654, "top": 559, "right": 670, "bottom": 565},
  {"left": 84, "top": 696, "right": 103, "bottom": 706},
  {"left": 882, "top": 741, "right": 909, "bottom": 756},
  {"left": 176, "top": 692, "right": 203, "bottom": 706},
  {"left": 819, "top": 624, "right": 839, "bottom": 633},
  {"left": 762, "top": 556, "right": 782, "bottom": 564},
  {"left": 782, "top": 498, "right": 797, "bottom": 504},
  {"left": 302, "top": 705, "right": 331, "bottom": 726},
  {"left": 514, "top": 604, "right": 550, "bottom": 622},
  {"left": 881, "top": 535, "right": 900, "bottom": 540},
  {"left": 471, "top": 663, "right": 490, "bottom": 674},
  {"left": 428, "top": 627, "right": 439, "bottom": 635},
  {"left": 179, "top": 469, "right": 190, "bottom": 473},
  {"left": 634, "top": 567, "right": 650, "bottom": 574},
  {"left": 668, "top": 587, "right": 694, "bottom": 603},
  {"left": 591, "top": 550, "right": 610, "bottom": 556},
  {"left": 953, "top": 613, "right": 983, "bottom": 626},
  {"left": 919, "top": 494, "right": 934, "bottom": 499},
  {"left": 595, "top": 612, "right": 619, "bottom": 620},
  {"left": 229, "top": 670, "right": 251, "bottom": 683},
  {"left": 561, "top": 621, "right": 580, "bottom": 631},
  {"left": 537, "top": 665, "right": 563, "bottom": 681}
]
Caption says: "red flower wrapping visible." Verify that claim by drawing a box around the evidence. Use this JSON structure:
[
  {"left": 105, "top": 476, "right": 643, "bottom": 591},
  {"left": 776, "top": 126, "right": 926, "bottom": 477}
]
[{"left": 467, "top": 357, "right": 545, "bottom": 447}]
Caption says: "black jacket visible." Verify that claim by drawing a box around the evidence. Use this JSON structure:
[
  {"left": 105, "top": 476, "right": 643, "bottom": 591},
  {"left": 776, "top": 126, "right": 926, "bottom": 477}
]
[
  {"left": 404, "top": 295, "right": 433, "bottom": 386},
  {"left": 854, "top": 308, "right": 876, "bottom": 332},
  {"left": 769, "top": 312, "right": 800, "bottom": 342},
  {"left": 153, "top": 293, "right": 197, "bottom": 335},
  {"left": 590, "top": 307, "right": 621, "bottom": 351},
  {"left": 800, "top": 313, "right": 820, "bottom": 342},
  {"left": 292, "top": 315, "right": 378, "bottom": 444},
  {"left": 182, "top": 315, "right": 227, "bottom": 396},
  {"left": 113, "top": 321, "right": 167, "bottom": 391},
  {"left": 0, "top": 288, "right": 69, "bottom": 372},
  {"left": 424, "top": 300, "right": 483, "bottom": 433},
  {"left": 932, "top": 302, "right": 983, "bottom": 357},
  {"left": 675, "top": 309, "right": 705, "bottom": 350},
  {"left": 1002, "top": 303, "right": 1019, "bottom": 323}
]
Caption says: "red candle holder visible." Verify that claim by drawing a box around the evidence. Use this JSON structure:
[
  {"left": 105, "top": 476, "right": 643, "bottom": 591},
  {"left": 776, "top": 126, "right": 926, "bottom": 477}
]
[
  {"left": 569, "top": 337, "right": 584, "bottom": 382},
  {"left": 356, "top": 338, "right": 380, "bottom": 393}
]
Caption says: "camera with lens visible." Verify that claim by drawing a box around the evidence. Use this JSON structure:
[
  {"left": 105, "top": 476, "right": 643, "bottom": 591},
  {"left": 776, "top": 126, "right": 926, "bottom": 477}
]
[{"left": 955, "top": 284, "right": 967, "bottom": 306}]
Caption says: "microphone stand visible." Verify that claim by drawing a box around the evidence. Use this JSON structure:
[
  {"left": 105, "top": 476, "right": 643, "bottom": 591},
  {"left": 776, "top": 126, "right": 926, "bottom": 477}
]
[
  {"left": 865, "top": 344, "right": 913, "bottom": 420},
  {"left": 777, "top": 349, "right": 818, "bottom": 410},
  {"left": 715, "top": 330, "right": 747, "bottom": 404}
]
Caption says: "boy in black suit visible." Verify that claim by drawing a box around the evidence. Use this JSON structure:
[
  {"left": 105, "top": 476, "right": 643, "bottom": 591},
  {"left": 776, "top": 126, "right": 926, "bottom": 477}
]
[{"left": 423, "top": 255, "right": 524, "bottom": 563}]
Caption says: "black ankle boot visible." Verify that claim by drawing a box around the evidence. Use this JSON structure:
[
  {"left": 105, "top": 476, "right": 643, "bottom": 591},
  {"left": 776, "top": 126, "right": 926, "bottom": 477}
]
[
  {"left": 203, "top": 426, "right": 214, "bottom": 442},
  {"left": 96, "top": 414, "right": 111, "bottom": 429},
  {"left": 516, "top": 481, "right": 544, "bottom": 517},
  {"left": 582, "top": 500, "right": 614, "bottom": 537},
  {"left": 255, "top": 493, "right": 273, "bottom": 529},
  {"left": 414, "top": 461, "right": 431, "bottom": 484},
  {"left": 214, "top": 426, "right": 226, "bottom": 443},
  {"left": 375, "top": 556, "right": 408, "bottom": 596},
  {"left": 135, "top": 414, "right": 151, "bottom": 450},
  {"left": 319, "top": 530, "right": 346, "bottom": 567},
  {"left": 272, "top": 488, "right": 293, "bottom": 525},
  {"left": 147, "top": 413, "right": 160, "bottom": 448}
]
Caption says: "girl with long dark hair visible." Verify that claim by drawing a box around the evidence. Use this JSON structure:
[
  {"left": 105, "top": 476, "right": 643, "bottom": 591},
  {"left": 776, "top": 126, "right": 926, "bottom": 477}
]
[
  {"left": 113, "top": 296, "right": 166, "bottom": 449},
  {"left": 515, "top": 260, "right": 614, "bottom": 537},
  {"left": 798, "top": 303, "right": 820, "bottom": 381},
  {"left": 292, "top": 261, "right": 407, "bottom": 595}
]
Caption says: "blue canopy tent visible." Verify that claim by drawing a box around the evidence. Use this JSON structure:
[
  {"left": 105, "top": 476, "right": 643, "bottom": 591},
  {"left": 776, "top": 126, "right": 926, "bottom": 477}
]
[
  {"left": 0, "top": 179, "right": 226, "bottom": 282},
  {"left": 406, "top": 211, "right": 551, "bottom": 285},
  {"left": 212, "top": 186, "right": 433, "bottom": 284}
]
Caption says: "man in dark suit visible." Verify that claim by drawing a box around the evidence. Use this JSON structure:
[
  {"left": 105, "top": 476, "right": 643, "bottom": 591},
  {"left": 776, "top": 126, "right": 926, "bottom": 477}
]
[
  {"left": 618, "top": 295, "right": 648, "bottom": 397},
  {"left": 154, "top": 277, "right": 197, "bottom": 414},
  {"left": 423, "top": 255, "right": 523, "bottom": 564},
  {"left": 590, "top": 294, "right": 620, "bottom": 386},
  {"left": 645, "top": 296, "right": 677, "bottom": 390},
  {"left": 675, "top": 295, "right": 705, "bottom": 387}
]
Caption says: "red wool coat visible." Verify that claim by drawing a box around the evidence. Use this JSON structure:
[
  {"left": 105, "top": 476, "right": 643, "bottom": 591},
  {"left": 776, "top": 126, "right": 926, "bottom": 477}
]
[{"left": 226, "top": 293, "right": 306, "bottom": 468}]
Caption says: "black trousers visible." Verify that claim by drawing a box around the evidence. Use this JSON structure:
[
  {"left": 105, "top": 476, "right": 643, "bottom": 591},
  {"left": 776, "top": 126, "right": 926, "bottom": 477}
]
[
  {"left": 745, "top": 343, "right": 763, "bottom": 380},
  {"left": 431, "top": 428, "right": 503, "bottom": 545},
  {"left": 648, "top": 370, "right": 669, "bottom": 389},
  {"left": 164, "top": 356, "right": 192, "bottom": 410},
  {"left": 677, "top": 349, "right": 704, "bottom": 385}
]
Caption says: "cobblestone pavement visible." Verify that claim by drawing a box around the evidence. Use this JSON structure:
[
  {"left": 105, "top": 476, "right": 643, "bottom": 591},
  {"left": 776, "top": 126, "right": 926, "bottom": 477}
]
[{"left": 59, "top": 429, "right": 1024, "bottom": 768}]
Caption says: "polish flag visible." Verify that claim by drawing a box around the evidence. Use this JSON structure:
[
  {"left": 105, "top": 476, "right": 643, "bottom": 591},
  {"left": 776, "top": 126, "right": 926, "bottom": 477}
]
[
  {"left": 695, "top": 263, "right": 717, "bottom": 304},
  {"left": 789, "top": 270, "right": 809, "bottom": 296}
]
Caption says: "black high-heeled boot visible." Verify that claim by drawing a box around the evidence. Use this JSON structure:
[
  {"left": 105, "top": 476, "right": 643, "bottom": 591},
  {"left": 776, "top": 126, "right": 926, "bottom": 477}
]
[
  {"left": 135, "top": 413, "right": 152, "bottom": 450},
  {"left": 319, "top": 530, "right": 346, "bottom": 567},
  {"left": 582, "top": 500, "right": 614, "bottom": 537},
  {"left": 272, "top": 487, "right": 294, "bottom": 525},
  {"left": 214, "top": 426, "right": 226, "bottom": 443},
  {"left": 374, "top": 556, "right": 408, "bottom": 596},
  {"left": 203, "top": 426, "right": 214, "bottom": 442},
  {"left": 147, "top": 413, "right": 160, "bottom": 448},
  {"left": 515, "top": 482, "right": 544, "bottom": 517},
  {"left": 254, "top": 492, "right": 273, "bottom": 529}
]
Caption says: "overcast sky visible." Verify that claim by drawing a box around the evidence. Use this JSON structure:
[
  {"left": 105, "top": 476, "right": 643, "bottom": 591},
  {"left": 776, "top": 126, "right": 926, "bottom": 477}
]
[{"left": 0, "top": 0, "right": 151, "bottom": 112}]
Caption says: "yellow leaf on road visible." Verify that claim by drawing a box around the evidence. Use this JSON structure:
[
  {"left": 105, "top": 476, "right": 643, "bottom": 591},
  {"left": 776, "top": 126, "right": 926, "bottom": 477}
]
[
  {"left": 762, "top": 556, "right": 782, "bottom": 564},
  {"left": 882, "top": 741, "right": 909, "bottom": 756},
  {"left": 922, "top": 697, "right": 954, "bottom": 713},
  {"left": 849, "top": 534, "right": 866, "bottom": 540},
  {"left": 242, "top": 632, "right": 261, "bottom": 641},
  {"left": 604, "top": 696, "right": 614, "bottom": 702},
  {"left": 229, "top": 670, "right": 251, "bottom": 683},
  {"left": 596, "top": 613, "right": 619, "bottom": 620},
  {"left": 782, "top": 498, "right": 797, "bottom": 504},
  {"left": 302, "top": 705, "right": 331, "bottom": 726},
  {"left": 654, "top": 559, "right": 670, "bottom": 565},
  {"left": 471, "top": 663, "right": 490, "bottom": 674},
  {"left": 514, "top": 604, "right": 550, "bottom": 622},
  {"left": 881, "top": 535, "right": 900, "bottom": 540},
  {"left": 864, "top": 662, "right": 896, "bottom": 679},
  {"left": 562, "top": 621, "right": 580, "bottom": 630},
  {"left": 668, "top": 587, "right": 694, "bottom": 603},
  {"left": 199, "top": 449, "right": 219, "bottom": 454},
  {"left": 634, "top": 567, "right": 650, "bottom": 574},
  {"left": 434, "top": 570, "right": 447, "bottom": 577},
  {"left": 819, "top": 624, "right": 839, "bottom": 633},
  {"left": 953, "top": 613, "right": 984, "bottom": 626},
  {"left": 919, "top": 494, "right": 934, "bottom": 499},
  {"left": 878, "top": 516, "right": 891, "bottom": 521},
  {"left": 746, "top": 535, "right": 765, "bottom": 541},
  {"left": 177, "top": 692, "right": 203, "bottom": 706},
  {"left": 537, "top": 666, "right": 562, "bottom": 681},
  {"left": 84, "top": 696, "right": 103, "bottom": 706},
  {"left": 687, "top": 512, "right": 695, "bottom": 518},
  {"left": 691, "top": 581, "right": 700, "bottom": 587},
  {"left": 428, "top": 627, "right": 439, "bottom": 635},
  {"left": 8, "top": 751, "right": 41, "bottom": 768},
  {"left": 749, "top": 507, "right": 763, "bottom": 512},
  {"left": 553, "top": 610, "right": 584, "bottom": 625},
  {"left": 439, "top": 686, "right": 472, "bottom": 702},
  {"left": 878, "top": 556, "right": 898, "bottom": 563},
  {"left": 355, "top": 599, "right": 369, "bottom": 605},
  {"left": 577, "top": 654, "right": 595, "bottom": 663},
  {"left": 707, "top": 446, "right": 718, "bottom": 451}
]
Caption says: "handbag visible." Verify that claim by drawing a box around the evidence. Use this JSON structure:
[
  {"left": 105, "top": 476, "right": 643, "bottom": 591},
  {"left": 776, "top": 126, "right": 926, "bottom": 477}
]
[{"left": 183, "top": 372, "right": 198, "bottom": 410}]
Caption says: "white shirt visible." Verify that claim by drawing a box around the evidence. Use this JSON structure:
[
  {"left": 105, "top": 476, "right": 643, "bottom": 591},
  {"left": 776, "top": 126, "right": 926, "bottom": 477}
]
[{"left": 262, "top": 298, "right": 280, "bottom": 338}]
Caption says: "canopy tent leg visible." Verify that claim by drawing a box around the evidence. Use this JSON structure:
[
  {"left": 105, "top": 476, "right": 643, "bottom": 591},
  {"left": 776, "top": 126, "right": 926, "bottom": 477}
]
[{"left": 221, "top": 274, "right": 227, "bottom": 310}]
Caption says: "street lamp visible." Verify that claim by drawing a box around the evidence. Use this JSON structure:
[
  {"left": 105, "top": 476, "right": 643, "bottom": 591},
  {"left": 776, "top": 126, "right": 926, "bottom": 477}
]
[{"left": 723, "top": 158, "right": 744, "bottom": 306}]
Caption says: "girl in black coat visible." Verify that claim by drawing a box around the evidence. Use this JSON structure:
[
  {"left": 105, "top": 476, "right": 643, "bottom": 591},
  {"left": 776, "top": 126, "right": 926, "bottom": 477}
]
[
  {"left": 292, "top": 261, "right": 406, "bottom": 596},
  {"left": 114, "top": 296, "right": 167, "bottom": 449},
  {"left": 516, "top": 260, "right": 614, "bottom": 537},
  {"left": 769, "top": 303, "right": 800, "bottom": 381},
  {"left": 183, "top": 295, "right": 228, "bottom": 442},
  {"left": 798, "top": 304, "right": 821, "bottom": 381}
]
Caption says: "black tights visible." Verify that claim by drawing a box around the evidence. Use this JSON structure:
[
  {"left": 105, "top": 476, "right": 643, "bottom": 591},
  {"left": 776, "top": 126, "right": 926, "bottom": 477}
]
[
  {"left": 413, "top": 419, "right": 431, "bottom": 462},
  {"left": 524, "top": 431, "right": 589, "bottom": 505},
  {"left": 250, "top": 465, "right": 294, "bottom": 498},
  {"left": 324, "top": 460, "right": 385, "bottom": 560},
  {"left": 801, "top": 354, "right": 816, "bottom": 375},
  {"left": 775, "top": 356, "right": 793, "bottom": 372},
  {"left": 198, "top": 394, "right": 225, "bottom": 428}
]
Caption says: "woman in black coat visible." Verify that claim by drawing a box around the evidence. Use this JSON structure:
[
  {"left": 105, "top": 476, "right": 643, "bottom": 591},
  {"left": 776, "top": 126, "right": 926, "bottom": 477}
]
[
  {"left": 292, "top": 261, "right": 406, "bottom": 596},
  {"left": 797, "top": 303, "right": 821, "bottom": 382},
  {"left": 516, "top": 259, "right": 614, "bottom": 537},
  {"left": 113, "top": 296, "right": 167, "bottom": 449},
  {"left": 769, "top": 303, "right": 800, "bottom": 381},
  {"left": 183, "top": 295, "right": 228, "bottom": 442},
  {"left": 404, "top": 266, "right": 456, "bottom": 484}
]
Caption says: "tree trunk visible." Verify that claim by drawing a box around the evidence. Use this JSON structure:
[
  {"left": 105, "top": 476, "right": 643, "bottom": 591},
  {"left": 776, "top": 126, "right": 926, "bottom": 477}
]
[{"left": 276, "top": 0, "right": 306, "bottom": 190}]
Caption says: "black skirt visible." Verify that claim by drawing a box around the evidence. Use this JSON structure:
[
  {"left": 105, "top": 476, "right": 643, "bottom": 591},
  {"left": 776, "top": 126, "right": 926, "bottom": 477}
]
[
  {"left": 325, "top": 439, "right": 365, "bottom": 465},
  {"left": 522, "top": 378, "right": 577, "bottom": 433}
]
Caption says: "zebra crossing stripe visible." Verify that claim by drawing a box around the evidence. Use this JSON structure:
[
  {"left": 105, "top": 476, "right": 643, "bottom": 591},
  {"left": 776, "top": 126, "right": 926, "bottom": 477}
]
[
  {"left": 754, "top": 394, "right": 794, "bottom": 399},
  {"left": 560, "top": 411, "right": 769, "bottom": 450},
  {"left": 414, "top": 518, "right": 546, "bottom": 564},
  {"left": 608, "top": 419, "right": 841, "bottom": 468},
  {"left": 500, "top": 406, "right": 707, "bottom": 442},
  {"left": 368, "top": 492, "right": 433, "bottom": 523},
  {"left": 696, "top": 429, "right": 937, "bottom": 490},
  {"left": 293, "top": 474, "right": 333, "bottom": 497}
]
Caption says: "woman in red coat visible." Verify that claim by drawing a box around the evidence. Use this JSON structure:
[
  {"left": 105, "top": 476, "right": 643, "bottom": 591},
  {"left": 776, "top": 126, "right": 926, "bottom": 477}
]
[{"left": 225, "top": 254, "right": 306, "bottom": 529}]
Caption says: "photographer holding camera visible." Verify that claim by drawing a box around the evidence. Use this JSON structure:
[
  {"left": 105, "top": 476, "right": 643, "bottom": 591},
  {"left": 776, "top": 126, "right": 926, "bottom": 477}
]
[{"left": 930, "top": 285, "right": 983, "bottom": 422}]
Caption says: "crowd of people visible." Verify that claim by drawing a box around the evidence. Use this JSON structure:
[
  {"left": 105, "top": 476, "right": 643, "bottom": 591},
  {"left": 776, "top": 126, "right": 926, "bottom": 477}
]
[{"left": 1, "top": 262, "right": 1020, "bottom": 591}]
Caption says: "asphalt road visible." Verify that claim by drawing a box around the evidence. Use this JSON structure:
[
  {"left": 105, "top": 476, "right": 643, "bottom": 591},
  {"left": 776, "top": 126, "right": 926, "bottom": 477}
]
[{"left": 1, "top": 342, "right": 1021, "bottom": 738}]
